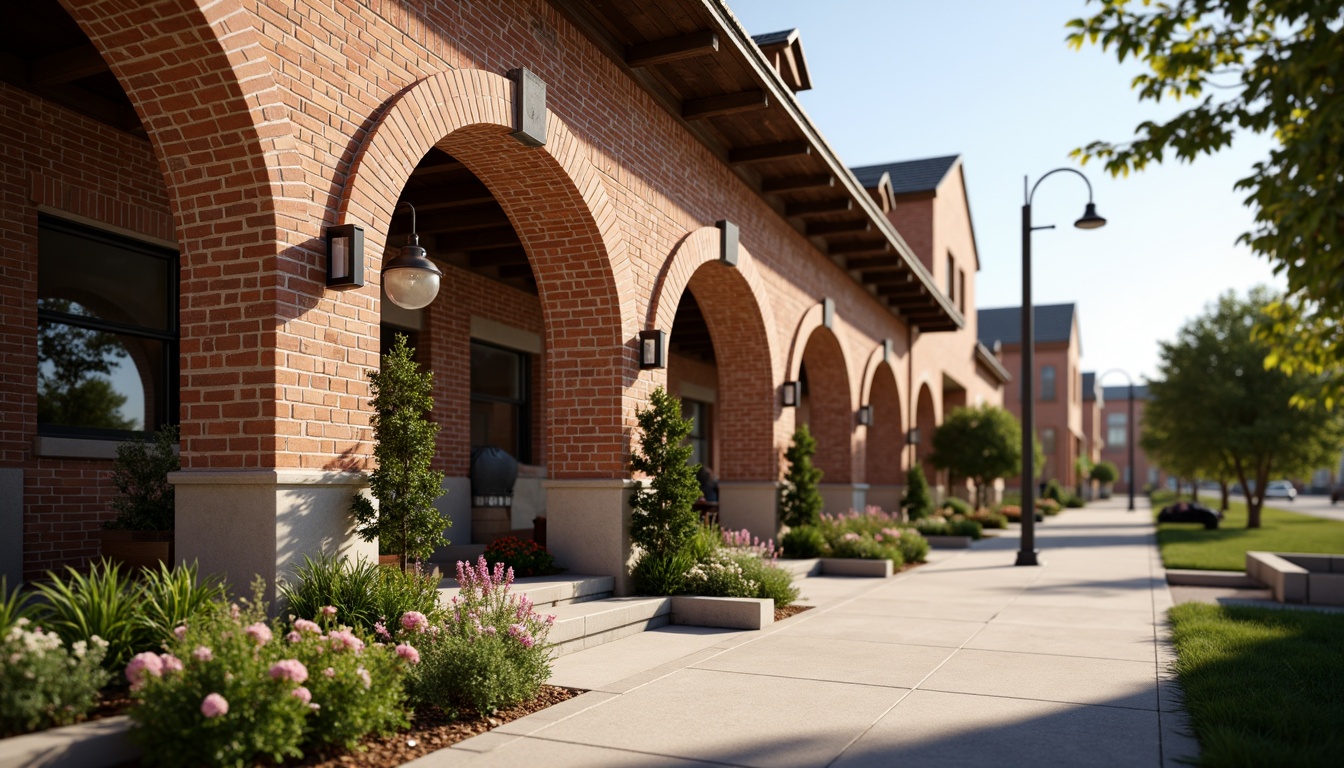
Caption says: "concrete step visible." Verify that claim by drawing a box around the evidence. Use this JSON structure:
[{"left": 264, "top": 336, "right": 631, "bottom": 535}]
[
  {"left": 1166, "top": 569, "right": 1261, "bottom": 588},
  {"left": 437, "top": 574, "right": 614, "bottom": 609},
  {"left": 545, "top": 596, "right": 672, "bottom": 657}
]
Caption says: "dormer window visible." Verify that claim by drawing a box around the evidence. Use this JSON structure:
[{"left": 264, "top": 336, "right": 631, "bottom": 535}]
[{"left": 751, "top": 29, "right": 812, "bottom": 93}]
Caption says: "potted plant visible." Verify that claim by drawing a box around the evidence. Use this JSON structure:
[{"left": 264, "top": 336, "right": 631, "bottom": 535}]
[
  {"left": 1091, "top": 461, "right": 1119, "bottom": 499},
  {"left": 351, "top": 333, "right": 447, "bottom": 571},
  {"left": 99, "top": 424, "right": 179, "bottom": 569}
]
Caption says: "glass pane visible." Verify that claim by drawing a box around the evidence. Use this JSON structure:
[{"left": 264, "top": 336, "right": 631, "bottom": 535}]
[
  {"left": 471, "top": 399, "right": 518, "bottom": 457},
  {"left": 38, "top": 320, "right": 165, "bottom": 432},
  {"left": 1041, "top": 366, "right": 1056, "bottom": 400},
  {"left": 39, "top": 223, "right": 171, "bottom": 331},
  {"left": 471, "top": 343, "right": 521, "bottom": 400}
]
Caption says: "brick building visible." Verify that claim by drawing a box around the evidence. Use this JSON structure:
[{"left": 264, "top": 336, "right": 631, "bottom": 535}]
[
  {"left": 978, "top": 304, "right": 1086, "bottom": 494},
  {"left": 1098, "top": 384, "right": 1165, "bottom": 494},
  {"left": 1, "top": 0, "right": 1001, "bottom": 594},
  {"left": 1081, "top": 371, "right": 1103, "bottom": 497}
]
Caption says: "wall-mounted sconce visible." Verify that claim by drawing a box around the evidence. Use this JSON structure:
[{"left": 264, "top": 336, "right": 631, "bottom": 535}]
[
  {"left": 326, "top": 224, "right": 365, "bottom": 288},
  {"left": 822, "top": 297, "right": 835, "bottom": 329},
  {"left": 382, "top": 202, "right": 443, "bottom": 310},
  {"left": 781, "top": 381, "right": 800, "bottom": 407},
  {"left": 906, "top": 428, "right": 921, "bottom": 445},
  {"left": 857, "top": 405, "right": 873, "bottom": 426},
  {"left": 507, "top": 67, "right": 547, "bottom": 147},
  {"left": 717, "top": 219, "right": 739, "bottom": 267},
  {"left": 639, "top": 329, "right": 666, "bottom": 369}
]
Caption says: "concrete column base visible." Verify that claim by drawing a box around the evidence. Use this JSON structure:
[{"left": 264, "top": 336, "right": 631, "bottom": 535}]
[
  {"left": 434, "top": 476, "right": 471, "bottom": 551},
  {"left": 170, "top": 470, "right": 378, "bottom": 603},
  {"left": 1, "top": 468, "right": 22, "bottom": 586},
  {"left": 866, "top": 484, "right": 903, "bottom": 515},
  {"left": 718, "top": 481, "right": 780, "bottom": 541},
  {"left": 820, "top": 483, "right": 870, "bottom": 516},
  {"left": 544, "top": 478, "right": 635, "bottom": 596},
  {"left": 471, "top": 507, "right": 511, "bottom": 544}
]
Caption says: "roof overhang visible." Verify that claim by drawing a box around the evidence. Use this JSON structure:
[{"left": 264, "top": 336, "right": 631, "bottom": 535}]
[{"left": 974, "top": 342, "right": 1011, "bottom": 384}]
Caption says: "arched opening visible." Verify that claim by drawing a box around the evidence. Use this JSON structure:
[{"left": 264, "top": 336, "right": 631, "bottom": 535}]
[
  {"left": 864, "top": 362, "right": 904, "bottom": 512},
  {"left": 796, "top": 328, "right": 853, "bottom": 512},
  {"left": 914, "top": 383, "right": 939, "bottom": 502}
]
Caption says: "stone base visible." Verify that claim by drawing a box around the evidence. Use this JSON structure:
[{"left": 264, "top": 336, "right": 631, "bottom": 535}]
[
  {"left": 544, "top": 478, "right": 635, "bottom": 596},
  {"left": 717, "top": 481, "right": 779, "bottom": 541},
  {"left": 170, "top": 470, "right": 378, "bottom": 604},
  {"left": 866, "top": 484, "right": 903, "bottom": 514},
  {"left": 670, "top": 595, "right": 772, "bottom": 630},
  {"left": 820, "top": 483, "right": 869, "bottom": 515},
  {"left": 1, "top": 468, "right": 21, "bottom": 586},
  {"left": 471, "top": 506, "right": 512, "bottom": 544}
]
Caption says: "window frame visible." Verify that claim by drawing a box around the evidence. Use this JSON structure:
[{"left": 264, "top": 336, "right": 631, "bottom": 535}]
[
  {"left": 36, "top": 214, "right": 180, "bottom": 440},
  {"left": 1040, "top": 364, "right": 1057, "bottom": 401},
  {"left": 1107, "top": 412, "right": 1128, "bottom": 449},
  {"left": 469, "top": 339, "right": 533, "bottom": 464}
]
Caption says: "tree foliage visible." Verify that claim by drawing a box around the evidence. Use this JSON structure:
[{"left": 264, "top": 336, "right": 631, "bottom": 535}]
[
  {"left": 1090, "top": 460, "right": 1119, "bottom": 485},
  {"left": 1143, "top": 288, "right": 1344, "bottom": 527},
  {"left": 780, "top": 424, "right": 823, "bottom": 528},
  {"left": 929, "top": 405, "right": 1024, "bottom": 509},
  {"left": 1069, "top": 1, "right": 1344, "bottom": 403},
  {"left": 629, "top": 386, "right": 702, "bottom": 557},
  {"left": 351, "top": 334, "right": 447, "bottom": 568},
  {"left": 37, "top": 300, "right": 135, "bottom": 431},
  {"left": 105, "top": 425, "right": 179, "bottom": 531},
  {"left": 901, "top": 464, "right": 934, "bottom": 521}
]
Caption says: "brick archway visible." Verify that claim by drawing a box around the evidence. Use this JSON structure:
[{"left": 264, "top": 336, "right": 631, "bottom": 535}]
[
  {"left": 865, "top": 361, "right": 904, "bottom": 487},
  {"left": 337, "top": 69, "right": 630, "bottom": 478},
  {"left": 797, "top": 327, "right": 853, "bottom": 484},
  {"left": 652, "top": 228, "right": 778, "bottom": 480},
  {"left": 914, "top": 382, "right": 940, "bottom": 482}
]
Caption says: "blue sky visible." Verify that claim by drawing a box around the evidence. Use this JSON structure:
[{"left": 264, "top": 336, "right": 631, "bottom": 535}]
[{"left": 729, "top": 0, "right": 1282, "bottom": 383}]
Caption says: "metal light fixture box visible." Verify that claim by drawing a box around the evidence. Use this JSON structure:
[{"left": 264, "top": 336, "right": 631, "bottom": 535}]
[
  {"left": 717, "top": 219, "right": 739, "bottom": 267},
  {"left": 857, "top": 405, "right": 873, "bottom": 426},
  {"left": 906, "top": 428, "right": 921, "bottom": 445},
  {"left": 781, "top": 380, "right": 800, "bottom": 407},
  {"left": 508, "top": 67, "right": 547, "bottom": 147},
  {"left": 822, "top": 297, "right": 835, "bottom": 329},
  {"left": 639, "top": 329, "right": 665, "bottom": 369},
  {"left": 326, "top": 224, "right": 364, "bottom": 288}
]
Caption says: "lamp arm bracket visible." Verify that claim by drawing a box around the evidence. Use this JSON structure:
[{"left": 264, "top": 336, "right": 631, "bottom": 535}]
[{"left": 1027, "top": 167, "right": 1095, "bottom": 206}]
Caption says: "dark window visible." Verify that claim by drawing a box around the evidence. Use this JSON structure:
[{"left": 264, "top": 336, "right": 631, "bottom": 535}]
[
  {"left": 470, "top": 341, "right": 531, "bottom": 463},
  {"left": 946, "top": 253, "right": 955, "bottom": 302},
  {"left": 1041, "top": 365, "right": 1057, "bottom": 401},
  {"left": 37, "top": 215, "right": 178, "bottom": 438},
  {"left": 683, "top": 399, "right": 711, "bottom": 468},
  {"left": 1107, "top": 412, "right": 1127, "bottom": 449},
  {"left": 957, "top": 270, "right": 966, "bottom": 315}
]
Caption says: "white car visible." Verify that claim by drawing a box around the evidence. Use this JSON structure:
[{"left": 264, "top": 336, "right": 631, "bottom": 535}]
[{"left": 1264, "top": 480, "right": 1297, "bottom": 502}]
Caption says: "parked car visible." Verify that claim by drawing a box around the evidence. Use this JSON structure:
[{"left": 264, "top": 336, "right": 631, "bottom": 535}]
[
  {"left": 1264, "top": 480, "right": 1297, "bottom": 501},
  {"left": 1331, "top": 485, "right": 1344, "bottom": 505}
]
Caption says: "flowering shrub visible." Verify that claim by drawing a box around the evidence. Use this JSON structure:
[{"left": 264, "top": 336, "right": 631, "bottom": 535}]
[
  {"left": 966, "top": 508, "right": 1008, "bottom": 529},
  {"left": 278, "top": 553, "right": 442, "bottom": 635},
  {"left": 684, "top": 550, "right": 757, "bottom": 597},
  {"left": 681, "top": 529, "right": 799, "bottom": 608},
  {"left": 877, "top": 527, "right": 930, "bottom": 564},
  {"left": 829, "top": 532, "right": 902, "bottom": 565},
  {"left": 817, "top": 506, "right": 906, "bottom": 541},
  {"left": 811, "top": 507, "right": 930, "bottom": 566},
  {"left": 405, "top": 557, "right": 553, "bottom": 715},
  {"left": 484, "top": 535, "right": 558, "bottom": 577},
  {"left": 915, "top": 516, "right": 983, "bottom": 539},
  {"left": 780, "top": 525, "right": 827, "bottom": 559},
  {"left": 1, "top": 618, "right": 110, "bottom": 736},
  {"left": 128, "top": 585, "right": 414, "bottom": 766}
]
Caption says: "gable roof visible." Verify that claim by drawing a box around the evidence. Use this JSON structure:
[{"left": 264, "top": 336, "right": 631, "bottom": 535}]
[
  {"left": 1102, "top": 384, "right": 1151, "bottom": 401},
  {"left": 977, "top": 304, "right": 1077, "bottom": 347},
  {"left": 850, "top": 155, "right": 961, "bottom": 197}
]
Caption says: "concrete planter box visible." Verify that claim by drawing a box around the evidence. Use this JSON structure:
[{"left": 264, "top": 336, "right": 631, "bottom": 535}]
[
  {"left": 0, "top": 716, "right": 137, "bottom": 768},
  {"left": 922, "top": 535, "right": 974, "bottom": 549},
  {"left": 1246, "top": 551, "right": 1344, "bottom": 606},
  {"left": 819, "top": 558, "right": 893, "bottom": 578},
  {"left": 670, "top": 595, "right": 773, "bottom": 630}
]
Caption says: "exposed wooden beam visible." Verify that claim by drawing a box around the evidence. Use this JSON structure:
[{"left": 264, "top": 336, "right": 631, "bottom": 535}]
[
  {"left": 468, "top": 245, "right": 528, "bottom": 268},
  {"left": 877, "top": 283, "right": 927, "bottom": 298},
  {"left": 761, "top": 174, "right": 833, "bottom": 194},
  {"left": 785, "top": 198, "right": 852, "bottom": 217},
  {"left": 406, "top": 205, "right": 512, "bottom": 234},
  {"left": 806, "top": 219, "right": 869, "bottom": 236},
  {"left": 829, "top": 240, "right": 890, "bottom": 255},
  {"left": 496, "top": 263, "right": 535, "bottom": 280},
  {"left": 30, "top": 44, "right": 108, "bottom": 86},
  {"left": 683, "top": 89, "right": 768, "bottom": 120},
  {"left": 626, "top": 30, "right": 719, "bottom": 68},
  {"left": 727, "top": 140, "right": 811, "bottom": 165},
  {"left": 437, "top": 226, "right": 519, "bottom": 252}
]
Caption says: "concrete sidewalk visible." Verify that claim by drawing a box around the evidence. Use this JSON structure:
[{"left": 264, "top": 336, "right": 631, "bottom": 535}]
[{"left": 408, "top": 498, "right": 1198, "bottom": 767}]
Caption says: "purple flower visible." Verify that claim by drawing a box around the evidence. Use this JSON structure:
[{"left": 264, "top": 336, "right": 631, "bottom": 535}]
[
  {"left": 374, "top": 621, "right": 391, "bottom": 640},
  {"left": 173, "top": 625, "right": 188, "bottom": 641},
  {"left": 245, "top": 622, "right": 273, "bottom": 646},
  {"left": 269, "top": 659, "right": 308, "bottom": 683},
  {"left": 395, "top": 643, "right": 420, "bottom": 664},
  {"left": 200, "top": 693, "right": 228, "bottom": 718},
  {"left": 319, "top": 605, "right": 337, "bottom": 618}
]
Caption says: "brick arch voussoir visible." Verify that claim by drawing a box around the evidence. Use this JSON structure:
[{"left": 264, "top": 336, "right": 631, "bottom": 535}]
[
  {"left": 799, "top": 325, "right": 854, "bottom": 483},
  {"left": 864, "top": 361, "right": 904, "bottom": 485}
]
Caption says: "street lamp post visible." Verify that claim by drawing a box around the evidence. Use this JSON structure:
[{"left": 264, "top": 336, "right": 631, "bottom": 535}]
[
  {"left": 1099, "top": 368, "right": 1137, "bottom": 512},
  {"left": 1017, "top": 169, "right": 1106, "bottom": 567}
]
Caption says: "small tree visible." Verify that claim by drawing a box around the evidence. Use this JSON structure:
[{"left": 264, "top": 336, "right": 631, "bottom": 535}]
[
  {"left": 1090, "top": 461, "right": 1119, "bottom": 487},
  {"left": 780, "top": 424, "right": 824, "bottom": 528},
  {"left": 901, "top": 464, "right": 933, "bottom": 521},
  {"left": 351, "top": 334, "right": 446, "bottom": 570},
  {"left": 105, "top": 424, "right": 179, "bottom": 531},
  {"left": 929, "top": 405, "right": 1023, "bottom": 509},
  {"left": 629, "top": 387, "right": 702, "bottom": 560}
]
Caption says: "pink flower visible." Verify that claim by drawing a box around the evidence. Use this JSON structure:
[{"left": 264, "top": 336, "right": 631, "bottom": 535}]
[
  {"left": 400, "top": 611, "right": 428, "bottom": 633},
  {"left": 126, "top": 652, "right": 164, "bottom": 690},
  {"left": 159, "top": 653, "right": 183, "bottom": 674},
  {"left": 291, "top": 686, "right": 312, "bottom": 705},
  {"left": 229, "top": 604, "right": 241, "bottom": 620},
  {"left": 193, "top": 646, "right": 213, "bottom": 662},
  {"left": 286, "top": 631, "right": 302, "bottom": 643},
  {"left": 322, "top": 667, "right": 335, "bottom": 678},
  {"left": 355, "top": 666, "right": 371, "bottom": 690},
  {"left": 173, "top": 625, "right": 188, "bottom": 641},
  {"left": 374, "top": 621, "right": 391, "bottom": 640},
  {"left": 328, "top": 629, "right": 364, "bottom": 653},
  {"left": 507, "top": 623, "right": 534, "bottom": 648},
  {"left": 319, "top": 605, "right": 337, "bottom": 618},
  {"left": 269, "top": 659, "right": 308, "bottom": 683},
  {"left": 200, "top": 692, "right": 228, "bottom": 718},
  {"left": 245, "top": 622, "right": 273, "bottom": 646},
  {"left": 293, "top": 618, "right": 321, "bottom": 635},
  {"left": 395, "top": 643, "right": 420, "bottom": 664}
]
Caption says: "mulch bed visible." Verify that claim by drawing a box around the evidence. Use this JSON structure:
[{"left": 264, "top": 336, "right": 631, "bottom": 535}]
[{"left": 774, "top": 604, "right": 814, "bottom": 622}]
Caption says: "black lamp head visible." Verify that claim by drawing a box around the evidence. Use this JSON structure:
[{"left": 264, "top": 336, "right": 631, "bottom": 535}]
[{"left": 1074, "top": 202, "right": 1107, "bottom": 230}]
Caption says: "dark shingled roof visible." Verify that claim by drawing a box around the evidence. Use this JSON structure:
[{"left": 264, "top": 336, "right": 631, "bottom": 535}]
[
  {"left": 1103, "top": 385, "right": 1151, "bottom": 401},
  {"left": 1082, "top": 372, "right": 1097, "bottom": 401},
  {"left": 751, "top": 29, "right": 796, "bottom": 47},
  {"left": 977, "top": 304, "right": 1077, "bottom": 347},
  {"left": 849, "top": 155, "right": 961, "bottom": 196}
]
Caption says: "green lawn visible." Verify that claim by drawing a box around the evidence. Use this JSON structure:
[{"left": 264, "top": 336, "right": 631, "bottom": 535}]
[
  {"left": 1168, "top": 603, "right": 1344, "bottom": 767},
  {"left": 1155, "top": 497, "right": 1344, "bottom": 571}
]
